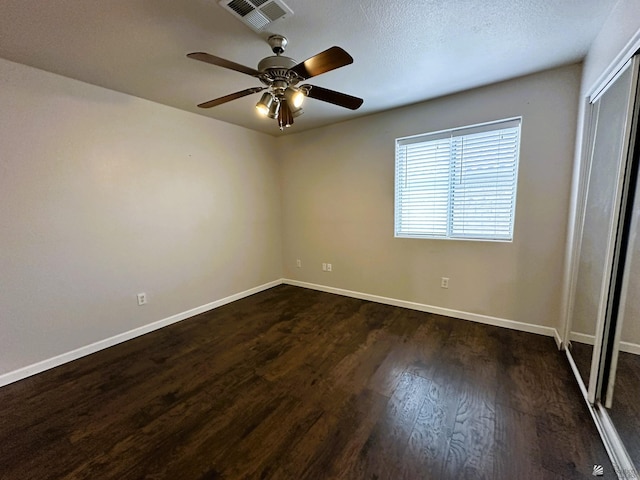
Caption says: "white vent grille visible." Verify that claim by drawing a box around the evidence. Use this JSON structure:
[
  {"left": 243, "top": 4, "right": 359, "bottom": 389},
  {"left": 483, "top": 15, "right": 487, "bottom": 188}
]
[{"left": 219, "top": 0, "right": 293, "bottom": 32}]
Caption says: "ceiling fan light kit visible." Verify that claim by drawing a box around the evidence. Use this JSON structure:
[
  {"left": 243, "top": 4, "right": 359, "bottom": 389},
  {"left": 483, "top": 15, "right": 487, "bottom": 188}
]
[
  {"left": 285, "top": 87, "right": 305, "bottom": 109},
  {"left": 187, "top": 34, "right": 363, "bottom": 131},
  {"left": 255, "top": 92, "right": 274, "bottom": 116}
]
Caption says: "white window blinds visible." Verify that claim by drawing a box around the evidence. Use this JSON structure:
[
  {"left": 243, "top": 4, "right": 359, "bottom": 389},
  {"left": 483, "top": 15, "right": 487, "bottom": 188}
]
[{"left": 395, "top": 118, "right": 521, "bottom": 241}]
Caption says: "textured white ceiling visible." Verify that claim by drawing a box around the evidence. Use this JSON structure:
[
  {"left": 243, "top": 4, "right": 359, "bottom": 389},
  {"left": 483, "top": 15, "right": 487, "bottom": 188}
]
[{"left": 0, "top": 0, "right": 617, "bottom": 135}]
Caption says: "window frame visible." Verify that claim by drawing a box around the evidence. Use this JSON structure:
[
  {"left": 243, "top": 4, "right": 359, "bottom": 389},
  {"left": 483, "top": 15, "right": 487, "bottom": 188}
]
[{"left": 394, "top": 117, "right": 522, "bottom": 242}]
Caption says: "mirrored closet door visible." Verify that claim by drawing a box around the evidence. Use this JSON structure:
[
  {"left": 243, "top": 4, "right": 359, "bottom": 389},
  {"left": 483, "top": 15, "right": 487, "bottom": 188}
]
[
  {"left": 607, "top": 171, "right": 640, "bottom": 467},
  {"left": 568, "top": 60, "right": 636, "bottom": 390},
  {"left": 567, "top": 54, "right": 640, "bottom": 476}
]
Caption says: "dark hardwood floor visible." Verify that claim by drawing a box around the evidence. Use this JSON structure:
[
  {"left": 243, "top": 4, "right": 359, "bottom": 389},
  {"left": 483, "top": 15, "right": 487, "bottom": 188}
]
[{"left": 0, "top": 285, "right": 613, "bottom": 479}]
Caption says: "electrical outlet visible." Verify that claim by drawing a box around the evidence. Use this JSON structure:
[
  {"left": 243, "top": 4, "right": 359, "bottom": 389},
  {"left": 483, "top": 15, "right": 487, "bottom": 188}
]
[
  {"left": 137, "top": 293, "right": 147, "bottom": 305},
  {"left": 322, "top": 263, "right": 327, "bottom": 271},
  {"left": 327, "top": 263, "right": 332, "bottom": 272},
  {"left": 441, "top": 277, "right": 449, "bottom": 289},
  {"left": 296, "top": 259, "right": 302, "bottom": 268}
]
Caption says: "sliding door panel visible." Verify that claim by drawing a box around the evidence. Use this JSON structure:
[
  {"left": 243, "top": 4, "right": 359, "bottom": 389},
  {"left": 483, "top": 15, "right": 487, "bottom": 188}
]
[
  {"left": 570, "top": 61, "right": 635, "bottom": 397},
  {"left": 608, "top": 176, "right": 640, "bottom": 465}
]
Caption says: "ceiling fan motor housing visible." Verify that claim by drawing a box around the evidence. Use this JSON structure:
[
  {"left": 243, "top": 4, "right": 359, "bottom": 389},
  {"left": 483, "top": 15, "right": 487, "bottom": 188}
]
[
  {"left": 257, "top": 55, "right": 297, "bottom": 73},
  {"left": 257, "top": 53, "right": 301, "bottom": 92}
]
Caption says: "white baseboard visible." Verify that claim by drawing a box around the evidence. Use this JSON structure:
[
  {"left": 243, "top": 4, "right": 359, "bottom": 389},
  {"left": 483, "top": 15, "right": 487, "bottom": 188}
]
[
  {"left": 0, "top": 279, "right": 284, "bottom": 388},
  {"left": 553, "top": 329, "right": 563, "bottom": 350},
  {"left": 569, "top": 332, "right": 595, "bottom": 345},
  {"left": 619, "top": 341, "right": 640, "bottom": 355},
  {"left": 569, "top": 332, "right": 640, "bottom": 356},
  {"left": 1, "top": 278, "right": 573, "bottom": 388},
  {"left": 284, "top": 279, "right": 561, "bottom": 346}
]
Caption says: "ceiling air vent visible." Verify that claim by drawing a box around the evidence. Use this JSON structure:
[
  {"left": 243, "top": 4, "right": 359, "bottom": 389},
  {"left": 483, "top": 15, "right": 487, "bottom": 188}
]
[{"left": 219, "top": 0, "right": 293, "bottom": 32}]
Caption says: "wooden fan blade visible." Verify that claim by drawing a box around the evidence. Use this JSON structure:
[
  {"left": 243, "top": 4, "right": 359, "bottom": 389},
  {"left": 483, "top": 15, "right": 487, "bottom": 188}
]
[
  {"left": 290, "top": 47, "right": 353, "bottom": 80},
  {"left": 197, "top": 87, "right": 265, "bottom": 108},
  {"left": 302, "top": 85, "right": 363, "bottom": 110},
  {"left": 187, "top": 52, "right": 261, "bottom": 77}
]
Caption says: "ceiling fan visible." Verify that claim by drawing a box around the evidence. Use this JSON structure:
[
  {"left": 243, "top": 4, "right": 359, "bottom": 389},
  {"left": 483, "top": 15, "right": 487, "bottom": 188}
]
[{"left": 187, "top": 35, "right": 363, "bottom": 130}]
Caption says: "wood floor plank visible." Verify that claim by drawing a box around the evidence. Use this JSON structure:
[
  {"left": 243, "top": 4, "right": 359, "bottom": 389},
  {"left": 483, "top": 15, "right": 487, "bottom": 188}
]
[
  {"left": 497, "top": 334, "right": 579, "bottom": 420},
  {"left": 494, "top": 403, "right": 542, "bottom": 479},
  {"left": 403, "top": 315, "right": 453, "bottom": 380},
  {"left": 536, "top": 411, "right": 617, "bottom": 479},
  {"left": 269, "top": 388, "right": 386, "bottom": 480},
  {"left": 357, "top": 372, "right": 432, "bottom": 479},
  {"left": 400, "top": 377, "right": 460, "bottom": 479},
  {"left": 442, "top": 386, "right": 495, "bottom": 480}
]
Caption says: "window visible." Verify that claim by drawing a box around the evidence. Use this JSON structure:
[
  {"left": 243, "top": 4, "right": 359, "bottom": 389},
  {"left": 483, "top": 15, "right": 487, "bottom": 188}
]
[{"left": 394, "top": 117, "right": 521, "bottom": 241}]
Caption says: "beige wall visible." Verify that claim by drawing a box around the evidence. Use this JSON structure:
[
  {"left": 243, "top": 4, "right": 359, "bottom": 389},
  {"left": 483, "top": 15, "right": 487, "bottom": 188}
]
[
  {"left": 0, "top": 58, "right": 282, "bottom": 375},
  {"left": 0, "top": 58, "right": 586, "bottom": 378},
  {"left": 279, "top": 64, "right": 581, "bottom": 330}
]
